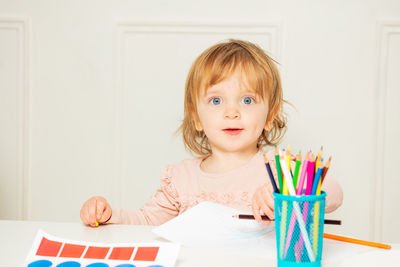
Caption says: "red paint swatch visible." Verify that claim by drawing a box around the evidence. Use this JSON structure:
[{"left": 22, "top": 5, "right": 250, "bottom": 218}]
[
  {"left": 36, "top": 237, "right": 63, "bottom": 257},
  {"left": 84, "top": 246, "right": 110, "bottom": 259},
  {"left": 134, "top": 247, "right": 159, "bottom": 261},
  {"left": 108, "top": 247, "right": 135, "bottom": 260},
  {"left": 59, "top": 243, "right": 86, "bottom": 258}
]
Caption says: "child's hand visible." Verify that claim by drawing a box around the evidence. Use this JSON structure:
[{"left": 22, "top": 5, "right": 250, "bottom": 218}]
[
  {"left": 252, "top": 182, "right": 275, "bottom": 226},
  {"left": 80, "top": 196, "right": 112, "bottom": 227}
]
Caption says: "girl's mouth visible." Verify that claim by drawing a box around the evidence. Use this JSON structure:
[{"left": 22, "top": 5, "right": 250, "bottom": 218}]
[{"left": 222, "top": 128, "right": 243, "bottom": 135}]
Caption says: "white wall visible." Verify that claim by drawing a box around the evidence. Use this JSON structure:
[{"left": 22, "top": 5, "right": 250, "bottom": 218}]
[{"left": 0, "top": 0, "right": 399, "bottom": 243}]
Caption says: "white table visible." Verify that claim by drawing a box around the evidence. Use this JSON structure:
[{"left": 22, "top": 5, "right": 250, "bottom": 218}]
[{"left": 1, "top": 220, "right": 399, "bottom": 267}]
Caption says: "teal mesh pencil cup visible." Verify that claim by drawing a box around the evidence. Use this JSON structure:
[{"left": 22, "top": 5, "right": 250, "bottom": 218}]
[{"left": 273, "top": 192, "right": 326, "bottom": 267}]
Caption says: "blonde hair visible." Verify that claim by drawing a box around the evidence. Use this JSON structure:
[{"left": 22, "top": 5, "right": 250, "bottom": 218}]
[{"left": 178, "top": 39, "right": 287, "bottom": 156}]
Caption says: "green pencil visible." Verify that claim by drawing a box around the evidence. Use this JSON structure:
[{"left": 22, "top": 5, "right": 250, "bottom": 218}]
[
  {"left": 274, "top": 145, "right": 283, "bottom": 192},
  {"left": 293, "top": 151, "right": 302, "bottom": 190}
]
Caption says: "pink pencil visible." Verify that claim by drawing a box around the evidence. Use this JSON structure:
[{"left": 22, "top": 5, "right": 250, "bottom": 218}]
[
  {"left": 305, "top": 155, "right": 315, "bottom": 195},
  {"left": 296, "top": 154, "right": 309, "bottom": 195},
  {"left": 283, "top": 157, "right": 309, "bottom": 257},
  {"left": 297, "top": 153, "right": 315, "bottom": 260}
]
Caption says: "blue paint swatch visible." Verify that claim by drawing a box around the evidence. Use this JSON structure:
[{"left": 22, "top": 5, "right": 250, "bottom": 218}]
[
  {"left": 28, "top": 260, "right": 53, "bottom": 267},
  {"left": 86, "top": 263, "right": 109, "bottom": 267},
  {"left": 146, "top": 265, "right": 165, "bottom": 267},
  {"left": 115, "top": 265, "right": 136, "bottom": 267},
  {"left": 56, "top": 261, "right": 81, "bottom": 267}
]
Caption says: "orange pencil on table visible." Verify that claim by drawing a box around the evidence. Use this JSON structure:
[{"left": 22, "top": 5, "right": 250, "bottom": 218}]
[{"left": 323, "top": 233, "right": 391, "bottom": 250}]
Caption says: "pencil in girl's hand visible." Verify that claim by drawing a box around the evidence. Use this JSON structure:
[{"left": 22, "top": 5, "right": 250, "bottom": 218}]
[
  {"left": 232, "top": 214, "right": 341, "bottom": 225},
  {"left": 264, "top": 155, "right": 279, "bottom": 193}
]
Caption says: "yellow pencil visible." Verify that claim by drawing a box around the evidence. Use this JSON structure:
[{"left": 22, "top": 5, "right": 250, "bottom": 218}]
[
  {"left": 313, "top": 156, "right": 331, "bottom": 256},
  {"left": 282, "top": 149, "right": 289, "bottom": 195},
  {"left": 312, "top": 161, "right": 325, "bottom": 255},
  {"left": 315, "top": 146, "right": 323, "bottom": 172},
  {"left": 286, "top": 145, "right": 291, "bottom": 171}
]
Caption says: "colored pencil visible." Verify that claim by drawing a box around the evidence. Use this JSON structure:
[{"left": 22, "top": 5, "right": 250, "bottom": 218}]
[
  {"left": 284, "top": 154, "right": 306, "bottom": 257},
  {"left": 275, "top": 146, "right": 284, "bottom": 192},
  {"left": 280, "top": 156, "right": 316, "bottom": 262},
  {"left": 232, "top": 214, "right": 341, "bottom": 225},
  {"left": 297, "top": 152, "right": 315, "bottom": 259},
  {"left": 293, "top": 151, "right": 302, "bottom": 190},
  {"left": 312, "top": 156, "right": 332, "bottom": 255},
  {"left": 281, "top": 149, "right": 289, "bottom": 196},
  {"left": 284, "top": 154, "right": 309, "bottom": 257},
  {"left": 311, "top": 164, "right": 324, "bottom": 195},
  {"left": 323, "top": 233, "right": 391, "bottom": 250},
  {"left": 320, "top": 156, "right": 331, "bottom": 187},
  {"left": 296, "top": 153, "right": 309, "bottom": 195},
  {"left": 315, "top": 146, "right": 322, "bottom": 172},
  {"left": 286, "top": 145, "right": 292, "bottom": 174},
  {"left": 264, "top": 155, "right": 279, "bottom": 193},
  {"left": 306, "top": 153, "right": 315, "bottom": 195},
  {"left": 276, "top": 149, "right": 289, "bottom": 259}
]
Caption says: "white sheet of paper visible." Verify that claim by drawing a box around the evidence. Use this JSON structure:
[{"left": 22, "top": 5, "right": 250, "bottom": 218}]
[
  {"left": 24, "top": 229, "right": 180, "bottom": 267},
  {"left": 152, "top": 201, "right": 277, "bottom": 259},
  {"left": 152, "top": 201, "right": 391, "bottom": 263}
]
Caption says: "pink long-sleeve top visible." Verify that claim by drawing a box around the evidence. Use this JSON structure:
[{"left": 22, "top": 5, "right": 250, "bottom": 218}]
[{"left": 108, "top": 150, "right": 343, "bottom": 225}]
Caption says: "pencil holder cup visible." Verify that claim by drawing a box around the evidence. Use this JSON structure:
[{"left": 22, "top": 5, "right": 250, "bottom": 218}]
[{"left": 273, "top": 192, "right": 326, "bottom": 267}]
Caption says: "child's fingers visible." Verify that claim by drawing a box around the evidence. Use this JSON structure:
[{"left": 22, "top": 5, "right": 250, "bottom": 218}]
[
  {"left": 80, "top": 200, "right": 95, "bottom": 226},
  {"left": 88, "top": 199, "right": 98, "bottom": 226},
  {"left": 257, "top": 195, "right": 274, "bottom": 221},
  {"left": 252, "top": 197, "right": 263, "bottom": 223},
  {"left": 99, "top": 204, "right": 112, "bottom": 224},
  {"left": 80, "top": 205, "right": 89, "bottom": 225},
  {"left": 96, "top": 199, "right": 106, "bottom": 220},
  {"left": 252, "top": 188, "right": 274, "bottom": 223},
  {"left": 261, "top": 186, "right": 275, "bottom": 217}
]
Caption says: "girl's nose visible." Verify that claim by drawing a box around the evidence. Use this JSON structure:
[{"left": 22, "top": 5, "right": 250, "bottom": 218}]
[{"left": 224, "top": 107, "right": 241, "bottom": 119}]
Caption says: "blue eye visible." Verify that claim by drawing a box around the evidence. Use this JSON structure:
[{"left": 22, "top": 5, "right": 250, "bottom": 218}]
[
  {"left": 210, "top": 97, "right": 222, "bottom": 105},
  {"left": 242, "top": 96, "right": 255, "bottom": 104}
]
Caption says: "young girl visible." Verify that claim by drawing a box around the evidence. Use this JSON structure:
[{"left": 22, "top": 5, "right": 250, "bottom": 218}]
[{"left": 80, "top": 39, "right": 343, "bottom": 227}]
